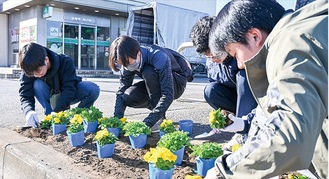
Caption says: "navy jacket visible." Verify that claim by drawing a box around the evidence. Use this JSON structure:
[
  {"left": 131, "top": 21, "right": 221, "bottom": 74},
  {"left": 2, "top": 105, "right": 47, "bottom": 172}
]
[
  {"left": 207, "top": 57, "right": 239, "bottom": 87},
  {"left": 19, "top": 49, "right": 82, "bottom": 115},
  {"left": 114, "top": 45, "right": 188, "bottom": 121}
]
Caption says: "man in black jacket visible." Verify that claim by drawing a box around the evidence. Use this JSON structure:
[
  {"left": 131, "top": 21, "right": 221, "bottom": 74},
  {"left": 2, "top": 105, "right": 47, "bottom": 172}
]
[{"left": 19, "top": 42, "right": 100, "bottom": 128}]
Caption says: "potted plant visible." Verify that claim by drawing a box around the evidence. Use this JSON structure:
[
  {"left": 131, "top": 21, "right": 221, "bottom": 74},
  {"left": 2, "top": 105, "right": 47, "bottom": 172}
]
[
  {"left": 157, "top": 131, "right": 191, "bottom": 166},
  {"left": 123, "top": 121, "right": 151, "bottom": 148},
  {"left": 190, "top": 142, "right": 223, "bottom": 177},
  {"left": 66, "top": 107, "right": 85, "bottom": 119},
  {"left": 93, "top": 128, "right": 118, "bottom": 158},
  {"left": 98, "top": 116, "right": 125, "bottom": 138},
  {"left": 67, "top": 114, "right": 85, "bottom": 147},
  {"left": 40, "top": 114, "right": 53, "bottom": 129},
  {"left": 144, "top": 147, "right": 177, "bottom": 179},
  {"left": 81, "top": 106, "right": 103, "bottom": 133},
  {"left": 209, "top": 108, "right": 233, "bottom": 129},
  {"left": 159, "top": 119, "right": 176, "bottom": 137},
  {"left": 51, "top": 111, "right": 70, "bottom": 135}
]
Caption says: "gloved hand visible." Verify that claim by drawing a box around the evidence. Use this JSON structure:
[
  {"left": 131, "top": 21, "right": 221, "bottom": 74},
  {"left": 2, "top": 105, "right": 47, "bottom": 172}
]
[
  {"left": 25, "top": 111, "right": 39, "bottom": 128},
  {"left": 221, "top": 114, "right": 245, "bottom": 132},
  {"left": 51, "top": 111, "right": 56, "bottom": 116}
]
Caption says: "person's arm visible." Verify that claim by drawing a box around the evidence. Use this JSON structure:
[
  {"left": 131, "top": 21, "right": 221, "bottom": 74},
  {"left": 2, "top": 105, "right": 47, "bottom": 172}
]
[
  {"left": 19, "top": 73, "right": 36, "bottom": 116},
  {"left": 113, "top": 70, "right": 135, "bottom": 118},
  {"left": 143, "top": 56, "right": 174, "bottom": 126},
  {"left": 53, "top": 56, "right": 80, "bottom": 112}
]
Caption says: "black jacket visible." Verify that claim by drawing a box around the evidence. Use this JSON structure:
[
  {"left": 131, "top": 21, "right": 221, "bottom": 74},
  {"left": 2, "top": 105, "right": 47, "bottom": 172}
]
[{"left": 19, "top": 48, "right": 82, "bottom": 115}]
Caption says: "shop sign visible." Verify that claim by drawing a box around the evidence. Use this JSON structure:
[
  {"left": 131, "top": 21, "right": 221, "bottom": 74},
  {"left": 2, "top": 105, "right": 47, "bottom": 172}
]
[
  {"left": 19, "top": 18, "right": 37, "bottom": 49},
  {"left": 64, "top": 16, "right": 96, "bottom": 24},
  {"left": 43, "top": 6, "right": 53, "bottom": 18}
]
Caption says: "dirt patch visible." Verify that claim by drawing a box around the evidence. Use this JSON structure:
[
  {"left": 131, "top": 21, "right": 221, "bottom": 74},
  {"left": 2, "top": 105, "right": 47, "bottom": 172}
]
[
  {"left": 16, "top": 128, "right": 306, "bottom": 179},
  {"left": 17, "top": 127, "right": 196, "bottom": 178}
]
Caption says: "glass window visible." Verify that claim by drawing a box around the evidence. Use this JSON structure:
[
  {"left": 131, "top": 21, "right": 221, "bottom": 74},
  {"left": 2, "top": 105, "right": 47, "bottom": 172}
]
[
  {"left": 46, "top": 21, "right": 63, "bottom": 54},
  {"left": 96, "top": 27, "right": 110, "bottom": 69}
]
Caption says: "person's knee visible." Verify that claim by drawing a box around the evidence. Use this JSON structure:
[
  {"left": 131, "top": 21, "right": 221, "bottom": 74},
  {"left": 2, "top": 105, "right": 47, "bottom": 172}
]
[{"left": 33, "top": 79, "right": 48, "bottom": 92}]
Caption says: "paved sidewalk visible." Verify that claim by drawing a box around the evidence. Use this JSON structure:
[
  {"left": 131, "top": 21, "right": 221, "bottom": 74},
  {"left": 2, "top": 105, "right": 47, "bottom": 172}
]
[{"left": 0, "top": 76, "right": 234, "bottom": 178}]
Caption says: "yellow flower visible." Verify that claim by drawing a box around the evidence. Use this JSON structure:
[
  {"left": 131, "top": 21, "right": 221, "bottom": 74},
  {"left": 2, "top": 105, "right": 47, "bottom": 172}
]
[
  {"left": 94, "top": 129, "right": 109, "bottom": 140},
  {"left": 120, "top": 117, "right": 127, "bottom": 123},
  {"left": 43, "top": 114, "right": 52, "bottom": 121},
  {"left": 70, "top": 114, "right": 83, "bottom": 124},
  {"left": 232, "top": 143, "right": 241, "bottom": 152},
  {"left": 54, "top": 118, "right": 61, "bottom": 124},
  {"left": 185, "top": 175, "right": 203, "bottom": 179},
  {"left": 209, "top": 110, "right": 216, "bottom": 124}
]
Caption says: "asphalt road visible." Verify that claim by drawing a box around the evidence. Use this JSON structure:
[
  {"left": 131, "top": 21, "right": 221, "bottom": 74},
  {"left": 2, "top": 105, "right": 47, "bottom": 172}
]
[{"left": 0, "top": 75, "right": 233, "bottom": 143}]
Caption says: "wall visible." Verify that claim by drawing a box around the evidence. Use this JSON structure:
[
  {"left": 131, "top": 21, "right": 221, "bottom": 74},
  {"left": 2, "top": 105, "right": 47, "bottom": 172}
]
[{"left": 0, "top": 14, "right": 8, "bottom": 66}]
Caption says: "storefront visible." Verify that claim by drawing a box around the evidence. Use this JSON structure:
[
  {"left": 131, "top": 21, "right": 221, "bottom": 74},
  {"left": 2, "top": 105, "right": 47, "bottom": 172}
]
[{"left": 8, "top": 5, "right": 124, "bottom": 70}]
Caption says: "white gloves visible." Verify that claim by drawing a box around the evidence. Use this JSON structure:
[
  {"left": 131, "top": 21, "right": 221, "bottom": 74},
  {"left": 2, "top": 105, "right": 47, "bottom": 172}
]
[
  {"left": 51, "top": 111, "right": 56, "bottom": 116},
  {"left": 25, "top": 111, "right": 39, "bottom": 128},
  {"left": 221, "top": 114, "right": 245, "bottom": 132}
]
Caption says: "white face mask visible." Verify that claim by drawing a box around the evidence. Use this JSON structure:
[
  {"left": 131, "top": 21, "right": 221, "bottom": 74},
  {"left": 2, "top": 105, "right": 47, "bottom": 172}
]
[{"left": 124, "top": 60, "right": 140, "bottom": 71}]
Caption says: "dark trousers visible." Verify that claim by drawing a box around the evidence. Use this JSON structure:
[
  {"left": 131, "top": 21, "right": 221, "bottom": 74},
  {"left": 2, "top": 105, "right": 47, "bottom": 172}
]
[
  {"left": 122, "top": 66, "right": 186, "bottom": 110},
  {"left": 204, "top": 70, "right": 257, "bottom": 117}
]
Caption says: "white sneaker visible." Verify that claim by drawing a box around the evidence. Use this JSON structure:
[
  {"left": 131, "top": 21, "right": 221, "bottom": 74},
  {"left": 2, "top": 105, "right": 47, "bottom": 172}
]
[{"left": 151, "top": 118, "right": 164, "bottom": 133}]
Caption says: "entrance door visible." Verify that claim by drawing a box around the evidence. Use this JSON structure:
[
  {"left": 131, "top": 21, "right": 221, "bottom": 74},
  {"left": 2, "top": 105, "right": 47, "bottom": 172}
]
[
  {"left": 63, "top": 24, "right": 79, "bottom": 67},
  {"left": 80, "top": 26, "right": 96, "bottom": 69}
]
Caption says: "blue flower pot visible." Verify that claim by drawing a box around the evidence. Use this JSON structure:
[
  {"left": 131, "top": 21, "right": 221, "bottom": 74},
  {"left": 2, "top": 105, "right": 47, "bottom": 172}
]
[
  {"left": 107, "top": 127, "right": 120, "bottom": 138},
  {"left": 67, "top": 130, "right": 84, "bottom": 147},
  {"left": 52, "top": 123, "right": 66, "bottom": 135},
  {"left": 149, "top": 163, "right": 156, "bottom": 179},
  {"left": 129, "top": 134, "right": 147, "bottom": 149},
  {"left": 159, "top": 130, "right": 166, "bottom": 138},
  {"left": 173, "top": 146, "right": 185, "bottom": 166},
  {"left": 196, "top": 157, "right": 216, "bottom": 177},
  {"left": 96, "top": 142, "right": 115, "bottom": 158},
  {"left": 154, "top": 167, "right": 174, "bottom": 179},
  {"left": 83, "top": 120, "right": 98, "bottom": 133},
  {"left": 179, "top": 120, "right": 193, "bottom": 135}
]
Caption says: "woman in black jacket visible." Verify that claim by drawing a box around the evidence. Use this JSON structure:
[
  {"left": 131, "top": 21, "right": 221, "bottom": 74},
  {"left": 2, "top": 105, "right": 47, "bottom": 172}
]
[
  {"left": 19, "top": 42, "right": 100, "bottom": 128},
  {"left": 109, "top": 36, "right": 192, "bottom": 130}
]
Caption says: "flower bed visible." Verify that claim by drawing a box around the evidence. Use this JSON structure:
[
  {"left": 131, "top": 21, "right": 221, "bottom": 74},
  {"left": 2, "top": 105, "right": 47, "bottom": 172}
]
[{"left": 17, "top": 127, "right": 197, "bottom": 178}]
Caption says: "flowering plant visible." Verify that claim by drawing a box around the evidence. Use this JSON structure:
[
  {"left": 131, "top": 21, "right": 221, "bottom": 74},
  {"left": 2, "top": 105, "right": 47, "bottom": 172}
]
[
  {"left": 144, "top": 147, "right": 177, "bottom": 170},
  {"left": 81, "top": 106, "right": 103, "bottom": 122},
  {"left": 157, "top": 131, "right": 191, "bottom": 152},
  {"left": 98, "top": 116, "right": 125, "bottom": 129},
  {"left": 123, "top": 121, "right": 151, "bottom": 137},
  {"left": 67, "top": 107, "right": 84, "bottom": 118},
  {"left": 93, "top": 128, "right": 118, "bottom": 146},
  {"left": 40, "top": 114, "right": 53, "bottom": 129},
  {"left": 67, "top": 114, "right": 84, "bottom": 134},
  {"left": 51, "top": 111, "right": 70, "bottom": 124},
  {"left": 190, "top": 142, "right": 223, "bottom": 159},
  {"left": 159, "top": 119, "right": 176, "bottom": 133},
  {"left": 209, "top": 108, "right": 233, "bottom": 129}
]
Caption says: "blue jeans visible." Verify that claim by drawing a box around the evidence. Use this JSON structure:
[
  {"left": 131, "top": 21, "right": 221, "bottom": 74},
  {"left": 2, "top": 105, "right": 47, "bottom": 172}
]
[
  {"left": 33, "top": 79, "right": 100, "bottom": 115},
  {"left": 204, "top": 70, "right": 257, "bottom": 117}
]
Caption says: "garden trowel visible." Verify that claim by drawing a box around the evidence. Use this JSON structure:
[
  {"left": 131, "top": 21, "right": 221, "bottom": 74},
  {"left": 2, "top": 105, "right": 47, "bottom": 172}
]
[{"left": 194, "top": 129, "right": 220, "bottom": 139}]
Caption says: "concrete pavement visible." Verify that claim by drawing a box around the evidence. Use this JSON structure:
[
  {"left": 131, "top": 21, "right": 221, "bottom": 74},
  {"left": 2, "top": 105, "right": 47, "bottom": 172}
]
[{"left": 0, "top": 76, "right": 233, "bottom": 178}]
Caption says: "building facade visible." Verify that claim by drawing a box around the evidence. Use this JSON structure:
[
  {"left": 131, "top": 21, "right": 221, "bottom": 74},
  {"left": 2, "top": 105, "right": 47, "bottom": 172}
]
[{"left": 0, "top": 0, "right": 216, "bottom": 71}]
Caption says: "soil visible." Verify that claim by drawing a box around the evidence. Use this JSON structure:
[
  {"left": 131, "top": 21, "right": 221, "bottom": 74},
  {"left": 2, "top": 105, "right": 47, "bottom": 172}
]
[
  {"left": 17, "top": 127, "right": 197, "bottom": 179},
  {"left": 16, "top": 128, "right": 305, "bottom": 179}
]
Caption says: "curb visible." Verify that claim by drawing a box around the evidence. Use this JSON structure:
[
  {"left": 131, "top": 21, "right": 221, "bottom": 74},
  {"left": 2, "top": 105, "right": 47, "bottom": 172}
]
[{"left": 0, "top": 128, "right": 96, "bottom": 179}]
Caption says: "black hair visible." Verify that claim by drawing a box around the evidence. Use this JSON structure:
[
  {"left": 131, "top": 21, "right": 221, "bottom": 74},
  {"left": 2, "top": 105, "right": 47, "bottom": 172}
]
[
  {"left": 109, "top": 36, "right": 140, "bottom": 71},
  {"left": 190, "top": 16, "right": 216, "bottom": 54},
  {"left": 19, "top": 42, "right": 47, "bottom": 76},
  {"left": 209, "top": 0, "right": 285, "bottom": 58}
]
